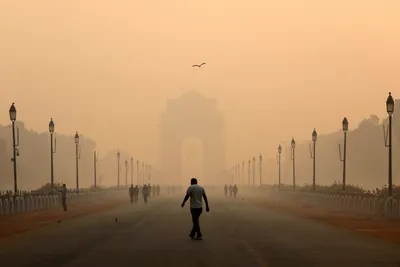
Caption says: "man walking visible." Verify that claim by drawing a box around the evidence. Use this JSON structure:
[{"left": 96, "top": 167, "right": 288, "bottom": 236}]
[{"left": 181, "top": 178, "right": 210, "bottom": 240}]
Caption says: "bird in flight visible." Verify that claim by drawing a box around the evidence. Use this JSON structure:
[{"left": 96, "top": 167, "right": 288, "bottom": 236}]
[{"left": 192, "top": 62, "right": 206, "bottom": 67}]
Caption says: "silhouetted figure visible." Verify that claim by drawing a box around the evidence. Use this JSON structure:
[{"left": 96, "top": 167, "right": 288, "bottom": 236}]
[
  {"left": 55, "top": 184, "right": 68, "bottom": 212},
  {"left": 134, "top": 185, "right": 139, "bottom": 202},
  {"left": 229, "top": 185, "right": 233, "bottom": 197},
  {"left": 152, "top": 184, "right": 156, "bottom": 197},
  {"left": 147, "top": 183, "right": 152, "bottom": 199},
  {"left": 181, "top": 178, "right": 210, "bottom": 240},
  {"left": 142, "top": 185, "right": 149, "bottom": 203},
  {"left": 224, "top": 184, "right": 228, "bottom": 196},
  {"left": 156, "top": 184, "right": 160, "bottom": 196},
  {"left": 233, "top": 185, "right": 238, "bottom": 198},
  {"left": 129, "top": 185, "right": 134, "bottom": 204}
]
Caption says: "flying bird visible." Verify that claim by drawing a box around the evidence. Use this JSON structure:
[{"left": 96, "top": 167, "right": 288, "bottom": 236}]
[{"left": 192, "top": 62, "right": 206, "bottom": 67}]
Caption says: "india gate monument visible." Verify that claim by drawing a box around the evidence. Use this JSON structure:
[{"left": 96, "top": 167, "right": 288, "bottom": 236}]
[{"left": 159, "top": 90, "right": 227, "bottom": 185}]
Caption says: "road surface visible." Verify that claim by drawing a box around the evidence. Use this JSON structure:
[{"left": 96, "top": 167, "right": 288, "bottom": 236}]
[{"left": 1, "top": 192, "right": 399, "bottom": 267}]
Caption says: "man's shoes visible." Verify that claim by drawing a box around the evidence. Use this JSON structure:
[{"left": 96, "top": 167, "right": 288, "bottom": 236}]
[
  {"left": 194, "top": 236, "right": 202, "bottom": 240},
  {"left": 189, "top": 234, "right": 195, "bottom": 240}
]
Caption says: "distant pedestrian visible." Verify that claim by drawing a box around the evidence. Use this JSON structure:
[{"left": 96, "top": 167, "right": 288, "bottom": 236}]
[
  {"left": 147, "top": 183, "right": 152, "bottom": 200},
  {"left": 142, "top": 184, "right": 149, "bottom": 203},
  {"left": 129, "top": 185, "right": 134, "bottom": 204},
  {"left": 156, "top": 184, "right": 160, "bottom": 196},
  {"left": 224, "top": 184, "right": 228, "bottom": 196},
  {"left": 55, "top": 184, "right": 68, "bottom": 212},
  {"left": 181, "top": 178, "right": 210, "bottom": 240},
  {"left": 233, "top": 184, "right": 238, "bottom": 198},
  {"left": 134, "top": 185, "right": 139, "bottom": 202}
]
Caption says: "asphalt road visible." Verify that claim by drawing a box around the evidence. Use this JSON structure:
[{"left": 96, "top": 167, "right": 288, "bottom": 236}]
[{"left": 1, "top": 192, "right": 400, "bottom": 267}]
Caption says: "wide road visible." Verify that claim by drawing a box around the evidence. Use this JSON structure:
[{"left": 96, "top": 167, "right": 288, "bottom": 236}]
[{"left": 1, "top": 191, "right": 400, "bottom": 267}]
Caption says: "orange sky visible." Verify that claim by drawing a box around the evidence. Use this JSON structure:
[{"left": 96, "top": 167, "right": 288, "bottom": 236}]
[{"left": 0, "top": 0, "right": 399, "bottom": 166}]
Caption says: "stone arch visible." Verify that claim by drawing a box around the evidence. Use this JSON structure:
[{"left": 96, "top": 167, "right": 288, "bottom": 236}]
[{"left": 159, "top": 91, "right": 227, "bottom": 185}]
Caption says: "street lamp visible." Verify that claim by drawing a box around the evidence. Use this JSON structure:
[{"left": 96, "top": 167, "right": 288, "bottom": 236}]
[
  {"left": 252, "top": 156, "right": 255, "bottom": 188},
  {"left": 242, "top": 161, "right": 245, "bottom": 186},
  {"left": 74, "top": 131, "right": 80, "bottom": 192},
  {"left": 383, "top": 92, "right": 394, "bottom": 197},
  {"left": 149, "top": 164, "right": 152, "bottom": 183},
  {"left": 247, "top": 160, "right": 251, "bottom": 186},
  {"left": 277, "top": 145, "right": 282, "bottom": 188},
  {"left": 125, "top": 159, "right": 128, "bottom": 187},
  {"left": 117, "top": 150, "right": 120, "bottom": 188},
  {"left": 259, "top": 154, "right": 263, "bottom": 188},
  {"left": 238, "top": 163, "right": 241, "bottom": 185},
  {"left": 137, "top": 160, "right": 140, "bottom": 185},
  {"left": 339, "top": 117, "right": 348, "bottom": 191},
  {"left": 291, "top": 137, "right": 296, "bottom": 190},
  {"left": 142, "top": 162, "right": 144, "bottom": 184},
  {"left": 234, "top": 164, "right": 237, "bottom": 184},
  {"left": 309, "top": 129, "right": 317, "bottom": 192},
  {"left": 145, "top": 164, "right": 148, "bottom": 183},
  {"left": 131, "top": 157, "right": 134, "bottom": 185},
  {"left": 9, "top": 103, "right": 19, "bottom": 195},
  {"left": 49, "top": 118, "right": 56, "bottom": 190},
  {"left": 94, "top": 150, "right": 98, "bottom": 188}
]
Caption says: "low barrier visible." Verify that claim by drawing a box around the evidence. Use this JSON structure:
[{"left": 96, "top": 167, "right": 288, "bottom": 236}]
[
  {"left": 0, "top": 190, "right": 118, "bottom": 217},
  {"left": 262, "top": 189, "right": 400, "bottom": 218}
]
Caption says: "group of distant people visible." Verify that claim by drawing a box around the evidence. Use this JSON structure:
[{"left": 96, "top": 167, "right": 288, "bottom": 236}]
[
  {"left": 129, "top": 184, "right": 161, "bottom": 204},
  {"left": 224, "top": 184, "right": 238, "bottom": 198}
]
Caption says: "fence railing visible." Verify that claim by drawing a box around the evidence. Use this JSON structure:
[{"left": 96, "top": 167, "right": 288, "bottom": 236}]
[
  {"left": 0, "top": 190, "right": 119, "bottom": 217},
  {"left": 260, "top": 189, "right": 400, "bottom": 218}
]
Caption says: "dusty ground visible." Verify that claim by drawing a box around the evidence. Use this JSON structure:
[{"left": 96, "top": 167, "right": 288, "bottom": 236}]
[
  {"left": 248, "top": 195, "right": 400, "bottom": 244},
  {"left": 0, "top": 199, "right": 127, "bottom": 240},
  {"left": 1, "top": 196, "right": 400, "bottom": 267}
]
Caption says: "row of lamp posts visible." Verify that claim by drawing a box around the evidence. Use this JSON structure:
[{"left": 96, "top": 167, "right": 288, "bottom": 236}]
[
  {"left": 116, "top": 151, "right": 156, "bottom": 189},
  {"left": 230, "top": 154, "right": 263, "bottom": 187},
  {"left": 275, "top": 93, "right": 394, "bottom": 196},
  {"left": 8, "top": 103, "right": 157, "bottom": 194}
]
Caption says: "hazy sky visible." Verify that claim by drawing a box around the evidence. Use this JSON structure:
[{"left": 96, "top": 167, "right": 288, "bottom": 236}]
[{"left": 0, "top": 0, "right": 399, "bottom": 166}]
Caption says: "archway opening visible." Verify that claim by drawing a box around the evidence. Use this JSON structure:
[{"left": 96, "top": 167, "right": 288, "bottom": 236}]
[{"left": 181, "top": 136, "right": 204, "bottom": 184}]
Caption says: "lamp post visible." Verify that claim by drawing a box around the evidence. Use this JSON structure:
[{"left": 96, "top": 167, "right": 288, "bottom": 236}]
[
  {"left": 339, "top": 117, "right": 348, "bottom": 191},
  {"left": 232, "top": 165, "right": 234, "bottom": 184},
  {"left": 137, "top": 160, "right": 140, "bottom": 185},
  {"left": 277, "top": 145, "right": 282, "bottom": 188},
  {"left": 247, "top": 160, "right": 251, "bottom": 186},
  {"left": 252, "top": 156, "right": 255, "bottom": 188},
  {"left": 125, "top": 159, "right": 128, "bottom": 187},
  {"left": 117, "top": 150, "right": 120, "bottom": 188},
  {"left": 131, "top": 157, "right": 134, "bottom": 185},
  {"left": 242, "top": 161, "right": 245, "bottom": 186},
  {"left": 237, "top": 164, "right": 239, "bottom": 184},
  {"left": 49, "top": 118, "right": 56, "bottom": 190},
  {"left": 309, "top": 129, "right": 317, "bottom": 192},
  {"left": 291, "top": 137, "right": 296, "bottom": 190},
  {"left": 145, "top": 164, "right": 148, "bottom": 183},
  {"left": 74, "top": 131, "right": 80, "bottom": 192},
  {"left": 9, "top": 103, "right": 19, "bottom": 195},
  {"left": 259, "top": 154, "right": 263, "bottom": 188},
  {"left": 94, "top": 150, "right": 98, "bottom": 188},
  {"left": 149, "top": 165, "right": 152, "bottom": 183},
  {"left": 383, "top": 92, "right": 394, "bottom": 197},
  {"left": 142, "top": 162, "right": 144, "bottom": 184},
  {"left": 238, "top": 163, "right": 241, "bottom": 185},
  {"left": 234, "top": 165, "right": 237, "bottom": 184}
]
